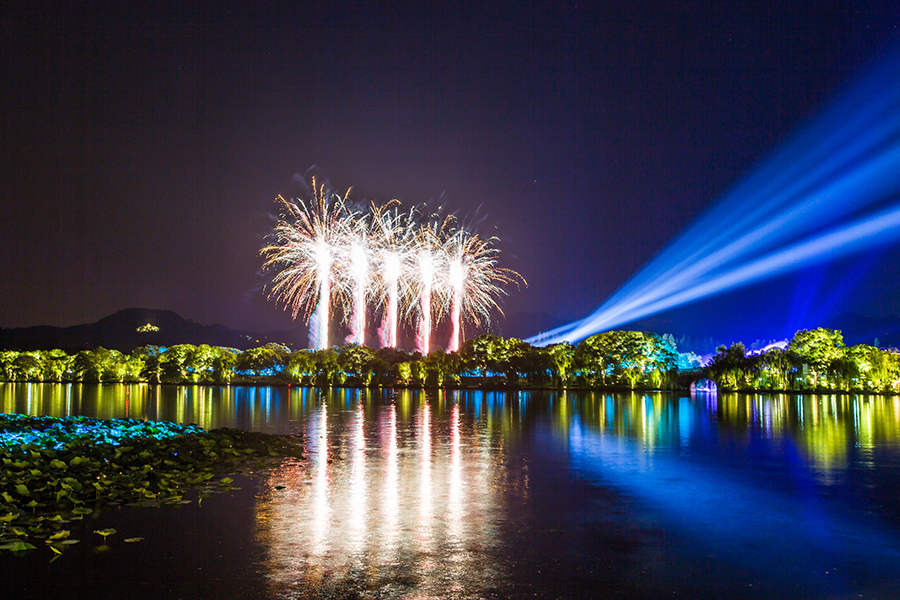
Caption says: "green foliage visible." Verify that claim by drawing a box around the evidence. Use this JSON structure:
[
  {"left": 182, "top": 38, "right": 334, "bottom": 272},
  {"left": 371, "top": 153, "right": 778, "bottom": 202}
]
[
  {"left": 754, "top": 347, "right": 800, "bottom": 390},
  {"left": 71, "top": 348, "right": 125, "bottom": 383},
  {"left": 159, "top": 344, "right": 193, "bottom": 383},
  {"left": 460, "top": 334, "right": 503, "bottom": 378},
  {"left": 3, "top": 327, "right": 898, "bottom": 393},
  {"left": 337, "top": 344, "right": 378, "bottom": 386},
  {"left": 312, "top": 347, "right": 340, "bottom": 386},
  {"left": 40, "top": 349, "right": 72, "bottom": 382},
  {"left": 789, "top": 328, "right": 846, "bottom": 389},
  {"left": 285, "top": 351, "right": 316, "bottom": 384},
  {"left": 708, "top": 343, "right": 749, "bottom": 390},
  {"left": 575, "top": 331, "right": 677, "bottom": 389},
  {"left": 0, "top": 351, "right": 19, "bottom": 381},
  {"left": 547, "top": 343, "right": 575, "bottom": 387},
  {"left": 12, "top": 352, "right": 42, "bottom": 381},
  {"left": 0, "top": 413, "right": 303, "bottom": 558},
  {"left": 394, "top": 361, "right": 412, "bottom": 385},
  {"left": 703, "top": 329, "right": 900, "bottom": 392},
  {"left": 212, "top": 348, "right": 239, "bottom": 384},
  {"left": 237, "top": 347, "right": 284, "bottom": 382},
  {"left": 424, "top": 349, "right": 461, "bottom": 387}
]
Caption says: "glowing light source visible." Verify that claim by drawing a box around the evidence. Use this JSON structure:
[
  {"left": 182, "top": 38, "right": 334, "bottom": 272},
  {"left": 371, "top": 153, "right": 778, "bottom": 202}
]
[
  {"left": 260, "top": 179, "right": 351, "bottom": 350},
  {"left": 448, "top": 258, "right": 465, "bottom": 352},
  {"left": 314, "top": 236, "right": 332, "bottom": 350},
  {"left": 263, "top": 183, "right": 523, "bottom": 351},
  {"left": 529, "top": 47, "right": 900, "bottom": 346},
  {"left": 348, "top": 240, "right": 368, "bottom": 345},
  {"left": 416, "top": 248, "right": 435, "bottom": 355}
]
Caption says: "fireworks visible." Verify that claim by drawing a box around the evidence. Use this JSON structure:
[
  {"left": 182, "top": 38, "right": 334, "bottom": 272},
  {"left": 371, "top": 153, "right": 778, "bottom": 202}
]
[{"left": 261, "top": 180, "right": 523, "bottom": 351}]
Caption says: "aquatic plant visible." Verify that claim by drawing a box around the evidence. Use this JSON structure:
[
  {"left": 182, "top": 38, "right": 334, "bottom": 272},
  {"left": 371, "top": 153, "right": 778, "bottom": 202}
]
[{"left": 0, "top": 414, "right": 302, "bottom": 557}]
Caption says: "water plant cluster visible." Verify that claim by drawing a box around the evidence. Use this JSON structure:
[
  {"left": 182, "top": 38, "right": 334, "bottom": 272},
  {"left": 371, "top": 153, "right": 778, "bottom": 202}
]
[{"left": 0, "top": 413, "right": 302, "bottom": 557}]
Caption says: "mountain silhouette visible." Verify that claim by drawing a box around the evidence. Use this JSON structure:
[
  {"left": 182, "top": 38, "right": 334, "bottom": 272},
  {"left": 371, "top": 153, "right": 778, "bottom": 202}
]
[{"left": 0, "top": 308, "right": 306, "bottom": 352}]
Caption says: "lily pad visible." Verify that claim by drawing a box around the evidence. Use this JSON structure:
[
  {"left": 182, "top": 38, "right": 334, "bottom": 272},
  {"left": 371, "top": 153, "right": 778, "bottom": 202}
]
[
  {"left": 94, "top": 528, "right": 116, "bottom": 539},
  {"left": 0, "top": 413, "right": 303, "bottom": 558},
  {"left": 0, "top": 541, "right": 37, "bottom": 552}
]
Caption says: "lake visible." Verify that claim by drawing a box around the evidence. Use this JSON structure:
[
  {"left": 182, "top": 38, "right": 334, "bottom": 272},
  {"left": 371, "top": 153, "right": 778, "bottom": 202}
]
[{"left": 3, "top": 383, "right": 900, "bottom": 599}]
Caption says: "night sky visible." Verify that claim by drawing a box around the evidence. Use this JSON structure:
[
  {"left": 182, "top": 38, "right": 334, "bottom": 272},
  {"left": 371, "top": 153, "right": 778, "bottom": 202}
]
[{"left": 3, "top": 1, "right": 900, "bottom": 347}]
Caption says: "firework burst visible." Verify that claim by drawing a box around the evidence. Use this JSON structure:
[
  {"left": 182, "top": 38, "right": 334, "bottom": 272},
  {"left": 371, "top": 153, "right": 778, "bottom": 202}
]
[
  {"left": 438, "top": 226, "right": 525, "bottom": 352},
  {"left": 370, "top": 201, "right": 418, "bottom": 348},
  {"left": 262, "top": 181, "right": 524, "bottom": 351},
  {"left": 260, "top": 179, "right": 353, "bottom": 349}
]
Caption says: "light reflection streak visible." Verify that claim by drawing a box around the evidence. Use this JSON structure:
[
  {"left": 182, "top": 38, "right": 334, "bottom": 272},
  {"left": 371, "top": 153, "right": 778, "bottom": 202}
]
[
  {"left": 567, "top": 417, "right": 900, "bottom": 594},
  {"left": 348, "top": 400, "right": 366, "bottom": 553},
  {"left": 381, "top": 402, "right": 400, "bottom": 556},
  {"left": 448, "top": 400, "right": 463, "bottom": 547},
  {"left": 311, "top": 400, "right": 330, "bottom": 558},
  {"left": 417, "top": 398, "right": 434, "bottom": 554},
  {"left": 251, "top": 389, "right": 510, "bottom": 597}
]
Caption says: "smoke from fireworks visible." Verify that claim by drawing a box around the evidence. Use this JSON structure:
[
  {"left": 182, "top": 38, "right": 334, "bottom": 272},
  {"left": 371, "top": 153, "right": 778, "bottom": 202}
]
[{"left": 262, "top": 181, "right": 523, "bottom": 351}]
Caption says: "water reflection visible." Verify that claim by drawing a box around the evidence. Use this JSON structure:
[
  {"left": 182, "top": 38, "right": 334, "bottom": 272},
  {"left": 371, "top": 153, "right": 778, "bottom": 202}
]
[
  {"left": 6, "top": 383, "right": 900, "bottom": 596},
  {"left": 4, "top": 383, "right": 900, "bottom": 485},
  {"left": 254, "top": 390, "right": 508, "bottom": 597}
]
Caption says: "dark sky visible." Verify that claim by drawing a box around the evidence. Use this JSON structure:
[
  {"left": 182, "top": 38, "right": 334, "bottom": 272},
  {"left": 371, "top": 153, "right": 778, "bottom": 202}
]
[{"left": 2, "top": 1, "right": 899, "bottom": 345}]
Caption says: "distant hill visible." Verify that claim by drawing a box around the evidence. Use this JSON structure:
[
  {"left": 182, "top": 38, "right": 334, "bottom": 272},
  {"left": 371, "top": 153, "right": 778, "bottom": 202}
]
[
  {"left": 0, "top": 308, "right": 307, "bottom": 352},
  {"left": 3, "top": 307, "right": 897, "bottom": 355}
]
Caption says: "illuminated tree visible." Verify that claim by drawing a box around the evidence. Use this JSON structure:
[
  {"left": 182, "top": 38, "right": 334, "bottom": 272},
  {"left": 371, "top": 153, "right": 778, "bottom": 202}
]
[
  {"left": 122, "top": 354, "right": 145, "bottom": 383},
  {"left": 12, "top": 352, "right": 42, "bottom": 381},
  {"left": 547, "top": 342, "right": 575, "bottom": 387},
  {"left": 312, "top": 347, "right": 340, "bottom": 386},
  {"left": 707, "top": 343, "right": 748, "bottom": 391},
  {"left": 577, "top": 331, "right": 678, "bottom": 389},
  {"left": 285, "top": 351, "right": 316, "bottom": 384},
  {"left": 0, "top": 351, "right": 18, "bottom": 381},
  {"left": 238, "top": 347, "right": 283, "bottom": 381},
  {"left": 40, "top": 349, "right": 72, "bottom": 382},
  {"left": 338, "top": 344, "right": 378, "bottom": 386},
  {"left": 755, "top": 347, "right": 799, "bottom": 390},
  {"left": 160, "top": 345, "right": 194, "bottom": 383},
  {"left": 424, "top": 348, "right": 463, "bottom": 387},
  {"left": 72, "top": 349, "right": 120, "bottom": 383},
  {"left": 789, "top": 328, "right": 845, "bottom": 389},
  {"left": 212, "top": 348, "right": 239, "bottom": 384},
  {"left": 460, "top": 334, "right": 505, "bottom": 380},
  {"left": 393, "top": 360, "right": 412, "bottom": 386}
]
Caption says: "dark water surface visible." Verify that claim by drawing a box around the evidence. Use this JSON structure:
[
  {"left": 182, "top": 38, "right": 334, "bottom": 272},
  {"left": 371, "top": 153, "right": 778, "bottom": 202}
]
[{"left": 3, "top": 383, "right": 900, "bottom": 599}]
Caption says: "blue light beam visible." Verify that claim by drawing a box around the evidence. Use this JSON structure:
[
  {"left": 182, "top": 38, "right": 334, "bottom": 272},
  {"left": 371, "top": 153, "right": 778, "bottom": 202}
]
[{"left": 529, "top": 46, "right": 900, "bottom": 346}]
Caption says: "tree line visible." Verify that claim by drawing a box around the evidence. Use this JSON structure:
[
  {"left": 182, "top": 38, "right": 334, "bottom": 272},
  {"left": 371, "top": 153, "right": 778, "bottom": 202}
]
[
  {"left": 2, "top": 327, "right": 896, "bottom": 393},
  {"left": 707, "top": 328, "right": 900, "bottom": 392},
  {"left": 0, "top": 331, "right": 681, "bottom": 389}
]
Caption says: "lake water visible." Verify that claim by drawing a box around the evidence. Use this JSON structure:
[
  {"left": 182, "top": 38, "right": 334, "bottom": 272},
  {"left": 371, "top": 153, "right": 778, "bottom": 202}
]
[{"left": 3, "top": 383, "right": 900, "bottom": 599}]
